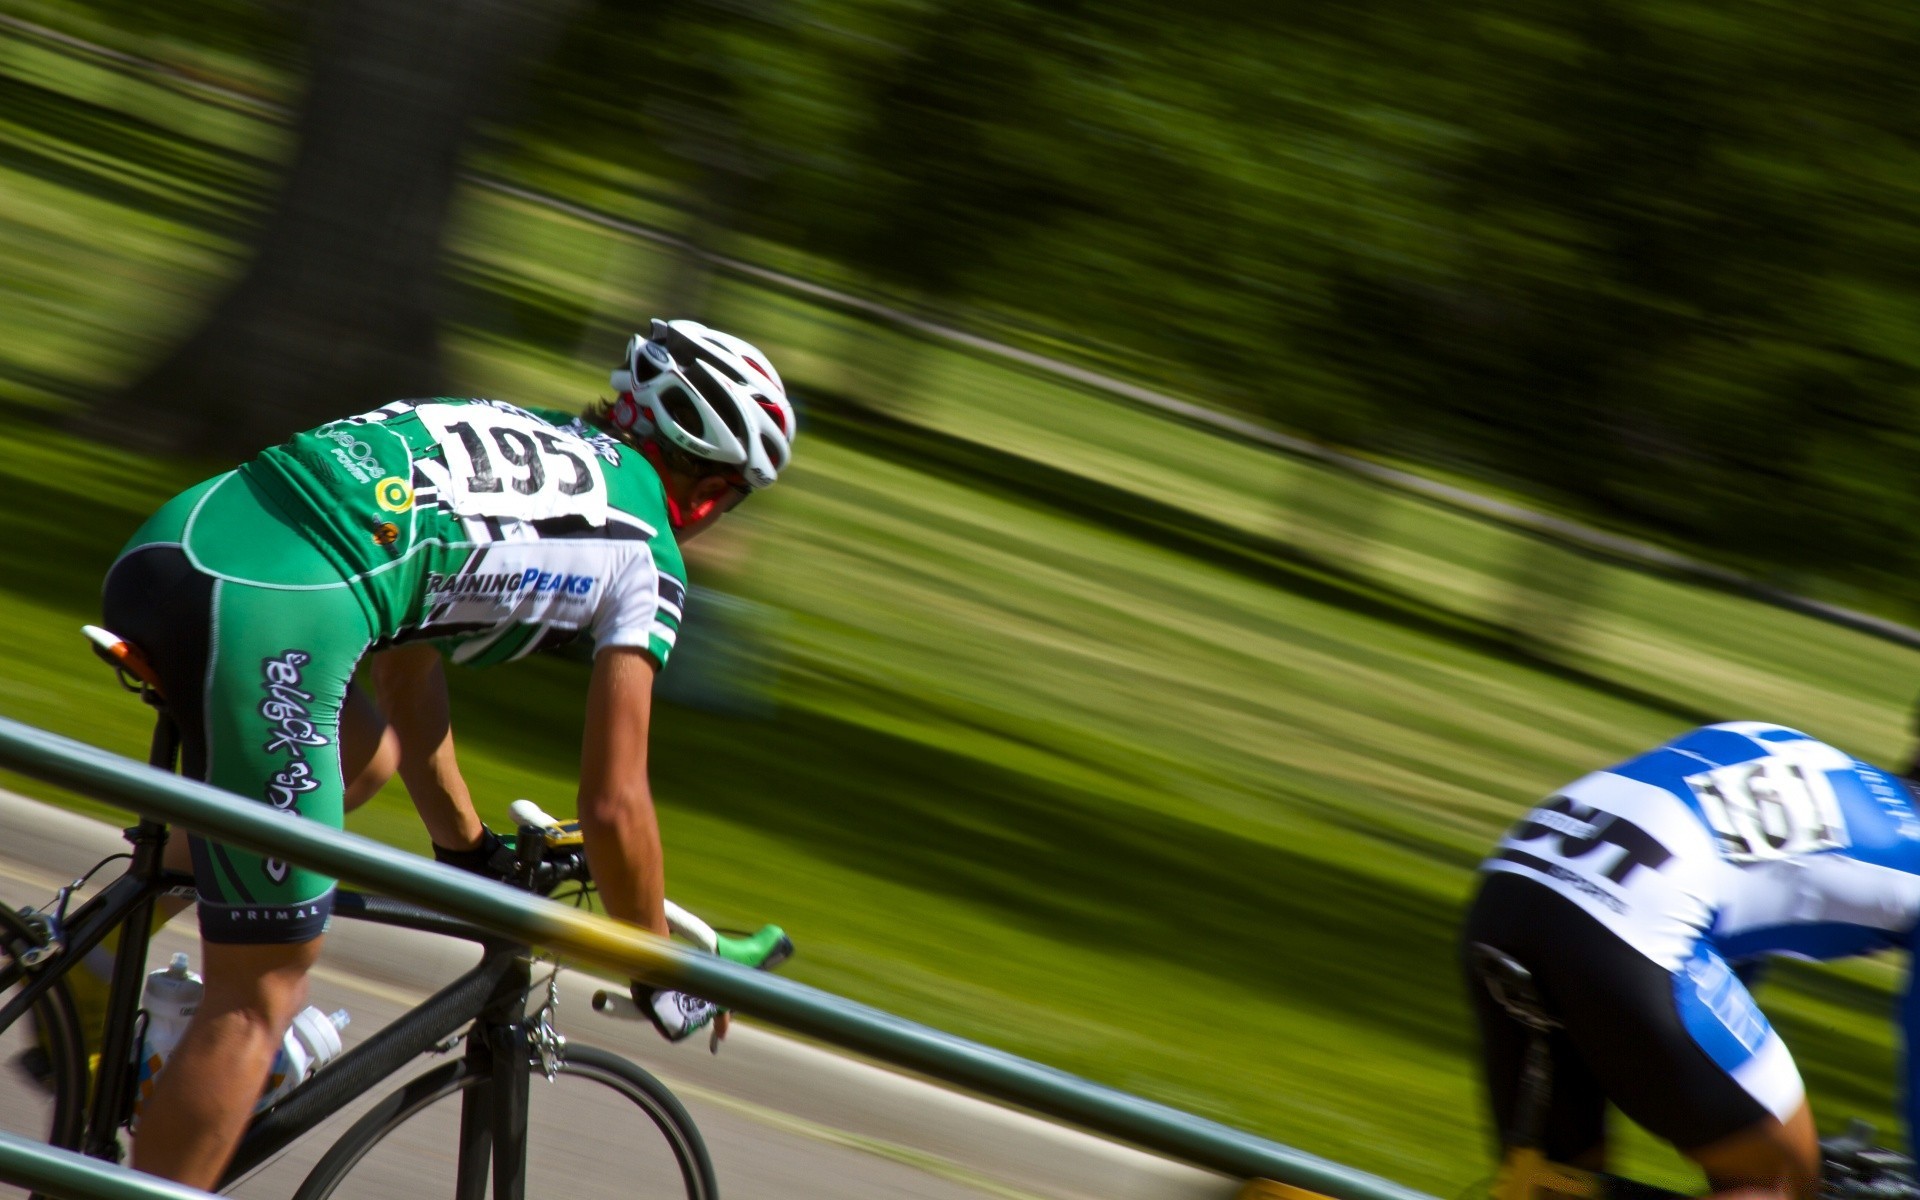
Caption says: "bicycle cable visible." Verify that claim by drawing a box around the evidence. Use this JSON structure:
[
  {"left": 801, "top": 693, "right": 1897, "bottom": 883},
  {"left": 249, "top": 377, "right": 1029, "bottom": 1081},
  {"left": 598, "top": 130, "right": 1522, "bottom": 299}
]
[{"left": 65, "top": 852, "right": 133, "bottom": 896}]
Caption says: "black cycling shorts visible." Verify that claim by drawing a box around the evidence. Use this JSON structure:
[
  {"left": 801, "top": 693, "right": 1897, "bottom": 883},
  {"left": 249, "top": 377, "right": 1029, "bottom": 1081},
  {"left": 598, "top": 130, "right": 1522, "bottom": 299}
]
[
  {"left": 102, "top": 478, "right": 372, "bottom": 944},
  {"left": 1461, "top": 872, "right": 1794, "bottom": 1158}
]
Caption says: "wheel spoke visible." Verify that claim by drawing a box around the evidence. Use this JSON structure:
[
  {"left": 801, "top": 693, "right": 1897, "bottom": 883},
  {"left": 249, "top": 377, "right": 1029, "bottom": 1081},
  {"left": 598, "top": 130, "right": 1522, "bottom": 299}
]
[{"left": 294, "top": 1043, "right": 715, "bottom": 1200}]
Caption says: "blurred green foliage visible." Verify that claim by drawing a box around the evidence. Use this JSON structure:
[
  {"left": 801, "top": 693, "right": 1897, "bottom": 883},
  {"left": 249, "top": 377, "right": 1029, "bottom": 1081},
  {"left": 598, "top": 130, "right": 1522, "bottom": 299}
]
[
  {"left": 16, "top": 0, "right": 1920, "bottom": 603},
  {"left": 540, "top": 0, "right": 1920, "bottom": 598}
]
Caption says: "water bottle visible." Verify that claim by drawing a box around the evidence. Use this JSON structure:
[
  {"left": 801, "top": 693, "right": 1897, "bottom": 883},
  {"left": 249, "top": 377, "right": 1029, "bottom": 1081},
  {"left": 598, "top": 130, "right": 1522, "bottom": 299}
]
[
  {"left": 256, "top": 1006, "right": 350, "bottom": 1111},
  {"left": 133, "top": 952, "right": 202, "bottom": 1121},
  {"left": 132, "top": 953, "right": 350, "bottom": 1119}
]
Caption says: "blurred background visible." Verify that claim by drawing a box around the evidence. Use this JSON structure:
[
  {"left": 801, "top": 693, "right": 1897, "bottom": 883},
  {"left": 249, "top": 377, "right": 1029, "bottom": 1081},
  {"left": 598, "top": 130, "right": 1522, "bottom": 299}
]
[{"left": 2, "top": 0, "right": 1919, "bottom": 1191}]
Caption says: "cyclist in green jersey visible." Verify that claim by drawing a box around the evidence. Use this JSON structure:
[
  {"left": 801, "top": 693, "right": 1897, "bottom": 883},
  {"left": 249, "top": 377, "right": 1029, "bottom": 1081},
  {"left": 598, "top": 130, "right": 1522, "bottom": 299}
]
[{"left": 100, "top": 319, "right": 796, "bottom": 1187}]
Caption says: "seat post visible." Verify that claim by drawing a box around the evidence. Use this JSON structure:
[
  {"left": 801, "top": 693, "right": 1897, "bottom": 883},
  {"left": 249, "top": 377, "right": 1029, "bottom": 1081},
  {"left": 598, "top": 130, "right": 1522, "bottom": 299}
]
[
  {"left": 1469, "top": 944, "right": 1563, "bottom": 1152},
  {"left": 1507, "top": 1025, "right": 1556, "bottom": 1150},
  {"left": 135, "top": 706, "right": 179, "bottom": 866},
  {"left": 125, "top": 707, "right": 177, "bottom": 868},
  {"left": 145, "top": 705, "right": 180, "bottom": 773},
  {"left": 80, "top": 707, "right": 182, "bottom": 1153}
]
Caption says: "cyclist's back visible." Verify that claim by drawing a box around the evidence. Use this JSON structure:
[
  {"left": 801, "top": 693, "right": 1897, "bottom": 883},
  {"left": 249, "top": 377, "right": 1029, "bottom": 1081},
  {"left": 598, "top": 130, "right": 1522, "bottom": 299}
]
[
  {"left": 127, "top": 397, "right": 688, "bottom": 669},
  {"left": 1482, "top": 721, "right": 1920, "bottom": 968},
  {"left": 107, "top": 398, "right": 691, "bottom": 940}
]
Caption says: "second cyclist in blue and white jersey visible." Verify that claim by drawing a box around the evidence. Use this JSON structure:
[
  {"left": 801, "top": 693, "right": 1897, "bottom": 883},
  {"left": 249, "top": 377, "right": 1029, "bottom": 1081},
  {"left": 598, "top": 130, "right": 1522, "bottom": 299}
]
[{"left": 1464, "top": 721, "right": 1920, "bottom": 1200}]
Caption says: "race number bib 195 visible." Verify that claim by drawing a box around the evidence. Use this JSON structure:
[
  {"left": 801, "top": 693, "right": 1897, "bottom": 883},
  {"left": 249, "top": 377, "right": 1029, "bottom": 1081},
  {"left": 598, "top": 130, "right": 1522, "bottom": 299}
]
[
  {"left": 1685, "top": 753, "right": 1850, "bottom": 862},
  {"left": 417, "top": 404, "right": 609, "bottom": 525}
]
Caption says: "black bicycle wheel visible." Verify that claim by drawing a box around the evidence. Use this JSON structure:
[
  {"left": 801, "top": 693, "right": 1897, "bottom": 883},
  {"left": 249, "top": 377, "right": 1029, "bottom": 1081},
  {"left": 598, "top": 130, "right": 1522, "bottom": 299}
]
[
  {"left": 0, "top": 902, "right": 88, "bottom": 1158},
  {"left": 294, "top": 1043, "right": 718, "bottom": 1200}
]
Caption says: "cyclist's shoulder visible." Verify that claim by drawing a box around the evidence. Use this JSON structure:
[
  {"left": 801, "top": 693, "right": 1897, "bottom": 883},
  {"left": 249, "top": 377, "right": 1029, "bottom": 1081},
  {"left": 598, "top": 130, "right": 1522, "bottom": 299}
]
[
  {"left": 1658, "top": 723, "right": 1920, "bottom": 872},
  {"left": 311, "top": 395, "right": 568, "bottom": 429},
  {"left": 1663, "top": 722, "right": 1908, "bottom": 804},
  {"left": 1599, "top": 722, "right": 1848, "bottom": 785},
  {"left": 299, "top": 399, "right": 666, "bottom": 511},
  {"left": 1657, "top": 721, "right": 1827, "bottom": 763}
]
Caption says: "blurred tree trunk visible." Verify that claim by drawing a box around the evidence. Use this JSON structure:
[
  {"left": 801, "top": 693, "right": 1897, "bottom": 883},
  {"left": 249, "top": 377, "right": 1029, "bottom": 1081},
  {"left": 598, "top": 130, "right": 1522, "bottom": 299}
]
[
  {"left": 645, "top": 24, "right": 764, "bottom": 322},
  {"left": 653, "top": 160, "right": 738, "bottom": 320},
  {"left": 106, "top": 0, "right": 577, "bottom": 456}
]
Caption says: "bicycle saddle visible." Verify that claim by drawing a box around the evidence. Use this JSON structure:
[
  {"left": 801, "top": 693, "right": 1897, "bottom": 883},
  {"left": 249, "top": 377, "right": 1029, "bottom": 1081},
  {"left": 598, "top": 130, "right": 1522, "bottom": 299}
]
[
  {"left": 1469, "top": 943, "right": 1561, "bottom": 1033},
  {"left": 82, "top": 624, "right": 168, "bottom": 699}
]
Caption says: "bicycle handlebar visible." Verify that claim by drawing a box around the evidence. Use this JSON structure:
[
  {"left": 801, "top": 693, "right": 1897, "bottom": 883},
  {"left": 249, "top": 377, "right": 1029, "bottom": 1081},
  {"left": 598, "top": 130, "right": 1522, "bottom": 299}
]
[
  {"left": 1823, "top": 1122, "right": 1918, "bottom": 1200},
  {"left": 503, "top": 802, "right": 734, "bottom": 952},
  {"left": 502, "top": 829, "right": 590, "bottom": 897},
  {"left": 505, "top": 799, "right": 591, "bottom": 898}
]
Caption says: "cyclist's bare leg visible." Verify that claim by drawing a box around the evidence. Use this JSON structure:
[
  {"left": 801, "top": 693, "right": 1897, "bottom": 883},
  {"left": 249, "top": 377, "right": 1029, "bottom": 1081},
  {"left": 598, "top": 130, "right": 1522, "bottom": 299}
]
[
  {"left": 131, "top": 937, "right": 323, "bottom": 1187},
  {"left": 1683, "top": 1101, "right": 1818, "bottom": 1200}
]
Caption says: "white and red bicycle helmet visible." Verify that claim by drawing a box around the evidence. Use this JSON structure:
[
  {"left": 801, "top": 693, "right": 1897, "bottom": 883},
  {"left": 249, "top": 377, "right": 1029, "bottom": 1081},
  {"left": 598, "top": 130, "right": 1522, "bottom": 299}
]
[{"left": 607, "top": 319, "right": 795, "bottom": 498}]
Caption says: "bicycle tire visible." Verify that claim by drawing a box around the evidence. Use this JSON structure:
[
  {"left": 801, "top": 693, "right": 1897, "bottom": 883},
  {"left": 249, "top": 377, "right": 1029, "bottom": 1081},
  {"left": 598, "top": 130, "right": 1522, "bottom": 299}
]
[
  {"left": 0, "top": 901, "right": 88, "bottom": 1154},
  {"left": 294, "top": 1042, "right": 718, "bottom": 1200}
]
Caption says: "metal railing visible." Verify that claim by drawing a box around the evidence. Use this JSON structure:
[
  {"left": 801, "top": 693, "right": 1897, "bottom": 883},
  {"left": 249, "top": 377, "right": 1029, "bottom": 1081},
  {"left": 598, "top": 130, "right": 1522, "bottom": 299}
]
[
  {"left": 0, "top": 714, "right": 1435, "bottom": 1200},
  {"left": 0, "top": 1132, "right": 219, "bottom": 1200}
]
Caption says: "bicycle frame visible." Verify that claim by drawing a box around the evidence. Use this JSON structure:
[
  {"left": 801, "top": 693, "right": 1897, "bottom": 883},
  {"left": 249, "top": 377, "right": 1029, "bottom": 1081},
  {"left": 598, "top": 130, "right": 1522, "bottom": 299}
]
[
  {"left": 224, "top": 894, "right": 544, "bottom": 1197},
  {"left": 0, "top": 687, "right": 622, "bottom": 1198},
  {"left": 0, "top": 696, "right": 564, "bottom": 1200},
  {"left": 0, "top": 703, "right": 183, "bottom": 1157},
  {"left": 0, "top": 814, "right": 178, "bottom": 1159},
  {"left": 0, "top": 825, "right": 560, "bottom": 1197}
]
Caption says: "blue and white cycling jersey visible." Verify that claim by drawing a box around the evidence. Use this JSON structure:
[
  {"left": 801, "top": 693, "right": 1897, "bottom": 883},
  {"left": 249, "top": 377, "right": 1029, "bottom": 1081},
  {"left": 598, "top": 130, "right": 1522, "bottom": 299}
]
[
  {"left": 1487, "top": 721, "right": 1920, "bottom": 969},
  {"left": 1484, "top": 722, "right": 1920, "bottom": 1129}
]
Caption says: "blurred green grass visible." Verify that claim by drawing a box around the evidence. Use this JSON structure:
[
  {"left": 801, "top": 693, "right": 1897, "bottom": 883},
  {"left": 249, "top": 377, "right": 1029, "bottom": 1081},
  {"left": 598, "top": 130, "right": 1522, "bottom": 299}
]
[{"left": 1, "top": 25, "right": 1917, "bottom": 1195}]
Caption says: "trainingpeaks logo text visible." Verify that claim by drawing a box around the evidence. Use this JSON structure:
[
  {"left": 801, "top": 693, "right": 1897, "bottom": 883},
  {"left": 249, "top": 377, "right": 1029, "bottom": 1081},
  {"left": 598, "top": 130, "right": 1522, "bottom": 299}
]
[{"left": 426, "top": 568, "right": 596, "bottom": 602}]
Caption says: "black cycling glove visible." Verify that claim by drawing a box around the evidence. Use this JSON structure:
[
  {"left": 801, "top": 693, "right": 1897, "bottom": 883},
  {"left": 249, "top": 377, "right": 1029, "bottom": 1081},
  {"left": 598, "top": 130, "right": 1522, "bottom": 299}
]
[{"left": 431, "top": 827, "right": 518, "bottom": 882}]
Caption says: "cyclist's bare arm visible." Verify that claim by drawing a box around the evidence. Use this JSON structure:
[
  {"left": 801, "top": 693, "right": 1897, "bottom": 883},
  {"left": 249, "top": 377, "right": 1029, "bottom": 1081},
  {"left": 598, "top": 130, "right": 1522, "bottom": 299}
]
[
  {"left": 578, "top": 646, "right": 670, "bottom": 939},
  {"left": 368, "top": 646, "right": 485, "bottom": 852},
  {"left": 341, "top": 681, "right": 400, "bottom": 811}
]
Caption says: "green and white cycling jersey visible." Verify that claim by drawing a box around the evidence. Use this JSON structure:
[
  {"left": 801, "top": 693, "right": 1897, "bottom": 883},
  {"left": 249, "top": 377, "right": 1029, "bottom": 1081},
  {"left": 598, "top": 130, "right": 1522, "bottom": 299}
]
[
  {"left": 238, "top": 397, "right": 687, "bottom": 668},
  {"left": 105, "top": 398, "right": 689, "bottom": 942}
]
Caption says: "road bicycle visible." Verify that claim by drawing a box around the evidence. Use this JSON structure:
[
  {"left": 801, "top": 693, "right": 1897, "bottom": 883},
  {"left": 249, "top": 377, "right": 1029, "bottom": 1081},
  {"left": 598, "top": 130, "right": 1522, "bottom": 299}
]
[
  {"left": 1466, "top": 943, "right": 1918, "bottom": 1200},
  {"left": 0, "top": 626, "right": 792, "bottom": 1199}
]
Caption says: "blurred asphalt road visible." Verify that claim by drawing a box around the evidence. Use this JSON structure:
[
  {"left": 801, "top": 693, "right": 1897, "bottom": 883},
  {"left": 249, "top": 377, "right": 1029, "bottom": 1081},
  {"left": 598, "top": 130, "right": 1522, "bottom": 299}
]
[{"left": 0, "top": 789, "right": 1235, "bottom": 1200}]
